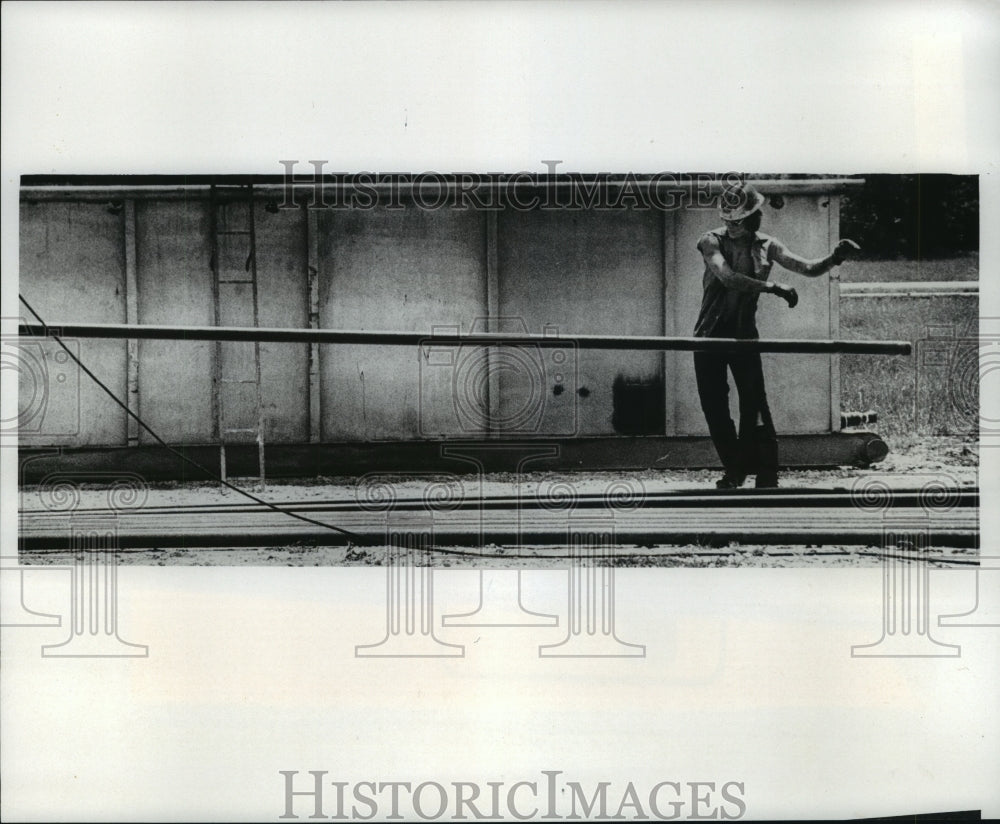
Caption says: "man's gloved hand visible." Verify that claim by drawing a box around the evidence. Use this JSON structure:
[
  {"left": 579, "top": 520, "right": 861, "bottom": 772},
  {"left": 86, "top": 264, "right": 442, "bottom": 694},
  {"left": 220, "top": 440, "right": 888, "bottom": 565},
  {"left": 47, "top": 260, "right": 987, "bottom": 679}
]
[
  {"left": 770, "top": 283, "right": 798, "bottom": 308},
  {"left": 832, "top": 239, "right": 861, "bottom": 264}
]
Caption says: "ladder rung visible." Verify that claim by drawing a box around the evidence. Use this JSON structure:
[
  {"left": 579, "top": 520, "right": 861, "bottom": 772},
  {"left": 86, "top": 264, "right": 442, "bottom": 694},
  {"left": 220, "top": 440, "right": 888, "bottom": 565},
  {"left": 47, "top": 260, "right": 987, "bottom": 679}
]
[
  {"left": 218, "top": 279, "right": 255, "bottom": 284},
  {"left": 220, "top": 378, "right": 259, "bottom": 384},
  {"left": 217, "top": 230, "right": 252, "bottom": 235},
  {"left": 223, "top": 428, "right": 259, "bottom": 434}
]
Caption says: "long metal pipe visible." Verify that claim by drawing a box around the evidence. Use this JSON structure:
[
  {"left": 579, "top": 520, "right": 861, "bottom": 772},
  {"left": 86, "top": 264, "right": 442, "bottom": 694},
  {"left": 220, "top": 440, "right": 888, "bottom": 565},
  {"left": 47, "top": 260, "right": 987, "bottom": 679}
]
[
  {"left": 18, "top": 177, "right": 866, "bottom": 202},
  {"left": 18, "top": 321, "right": 912, "bottom": 355}
]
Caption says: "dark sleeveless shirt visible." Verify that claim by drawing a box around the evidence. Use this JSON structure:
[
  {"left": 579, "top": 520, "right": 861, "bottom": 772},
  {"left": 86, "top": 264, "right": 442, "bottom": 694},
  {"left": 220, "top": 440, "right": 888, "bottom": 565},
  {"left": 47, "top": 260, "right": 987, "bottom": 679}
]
[{"left": 693, "top": 228, "right": 776, "bottom": 339}]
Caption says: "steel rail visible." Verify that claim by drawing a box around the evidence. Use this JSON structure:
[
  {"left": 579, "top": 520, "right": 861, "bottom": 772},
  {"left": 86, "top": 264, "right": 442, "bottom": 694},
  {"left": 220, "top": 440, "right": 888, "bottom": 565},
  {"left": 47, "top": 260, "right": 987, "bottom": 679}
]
[
  {"left": 18, "top": 322, "right": 912, "bottom": 355},
  {"left": 21, "top": 495, "right": 978, "bottom": 551},
  {"left": 20, "top": 488, "right": 978, "bottom": 516},
  {"left": 18, "top": 527, "right": 979, "bottom": 552}
]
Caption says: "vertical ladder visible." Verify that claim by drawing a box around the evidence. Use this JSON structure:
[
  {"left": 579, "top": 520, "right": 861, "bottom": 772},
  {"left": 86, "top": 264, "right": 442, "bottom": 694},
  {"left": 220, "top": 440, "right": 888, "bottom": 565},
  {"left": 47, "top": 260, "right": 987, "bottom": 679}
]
[{"left": 210, "top": 183, "right": 266, "bottom": 490}]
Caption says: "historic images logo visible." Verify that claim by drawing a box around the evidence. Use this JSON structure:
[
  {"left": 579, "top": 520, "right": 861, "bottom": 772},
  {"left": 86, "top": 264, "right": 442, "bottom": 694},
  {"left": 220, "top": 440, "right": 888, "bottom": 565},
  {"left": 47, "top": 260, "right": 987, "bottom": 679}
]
[
  {"left": 848, "top": 473, "right": 982, "bottom": 658},
  {"left": 352, "top": 463, "right": 647, "bottom": 660},
  {"left": 6, "top": 466, "right": 149, "bottom": 658},
  {"left": 278, "top": 770, "right": 747, "bottom": 821},
  {"left": 418, "top": 318, "right": 579, "bottom": 438},
  {"left": 276, "top": 162, "right": 744, "bottom": 213},
  {"left": 1, "top": 318, "right": 81, "bottom": 445}
]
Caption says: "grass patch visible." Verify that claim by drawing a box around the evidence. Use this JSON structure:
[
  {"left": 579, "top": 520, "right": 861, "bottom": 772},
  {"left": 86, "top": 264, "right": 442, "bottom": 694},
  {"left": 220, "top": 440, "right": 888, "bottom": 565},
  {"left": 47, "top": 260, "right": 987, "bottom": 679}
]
[
  {"left": 839, "top": 253, "right": 978, "bottom": 283},
  {"left": 839, "top": 275, "right": 978, "bottom": 437}
]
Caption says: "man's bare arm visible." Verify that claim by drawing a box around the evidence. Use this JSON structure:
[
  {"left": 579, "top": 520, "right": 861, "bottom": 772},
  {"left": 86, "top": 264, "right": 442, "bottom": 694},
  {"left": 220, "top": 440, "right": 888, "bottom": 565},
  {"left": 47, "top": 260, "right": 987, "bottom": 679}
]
[
  {"left": 700, "top": 234, "right": 774, "bottom": 293},
  {"left": 771, "top": 239, "right": 861, "bottom": 277}
]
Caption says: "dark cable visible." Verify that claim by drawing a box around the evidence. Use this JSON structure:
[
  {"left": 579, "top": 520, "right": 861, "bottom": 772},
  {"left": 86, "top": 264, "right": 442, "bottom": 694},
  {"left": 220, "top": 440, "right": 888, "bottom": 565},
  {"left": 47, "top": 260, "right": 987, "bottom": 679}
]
[{"left": 18, "top": 294, "right": 369, "bottom": 545}]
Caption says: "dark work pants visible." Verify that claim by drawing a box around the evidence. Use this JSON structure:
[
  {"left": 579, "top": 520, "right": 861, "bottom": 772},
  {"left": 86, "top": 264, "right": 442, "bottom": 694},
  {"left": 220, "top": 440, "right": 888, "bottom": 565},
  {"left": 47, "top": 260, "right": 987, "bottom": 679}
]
[{"left": 693, "top": 350, "right": 779, "bottom": 483}]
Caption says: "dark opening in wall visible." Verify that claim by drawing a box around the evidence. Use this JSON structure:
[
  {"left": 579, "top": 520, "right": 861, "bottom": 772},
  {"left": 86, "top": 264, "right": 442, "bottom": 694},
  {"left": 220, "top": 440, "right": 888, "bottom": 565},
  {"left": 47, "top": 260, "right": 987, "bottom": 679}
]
[{"left": 611, "top": 373, "right": 665, "bottom": 435}]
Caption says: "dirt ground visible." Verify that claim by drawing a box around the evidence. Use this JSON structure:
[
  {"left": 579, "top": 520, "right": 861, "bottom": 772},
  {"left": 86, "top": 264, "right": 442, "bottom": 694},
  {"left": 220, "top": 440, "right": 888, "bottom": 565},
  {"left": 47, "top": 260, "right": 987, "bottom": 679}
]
[{"left": 19, "top": 435, "right": 979, "bottom": 568}]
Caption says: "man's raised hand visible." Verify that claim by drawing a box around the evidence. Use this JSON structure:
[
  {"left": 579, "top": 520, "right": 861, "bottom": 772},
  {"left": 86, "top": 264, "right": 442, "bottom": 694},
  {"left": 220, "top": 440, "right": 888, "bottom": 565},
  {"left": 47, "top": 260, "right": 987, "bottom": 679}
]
[{"left": 833, "top": 239, "right": 861, "bottom": 264}]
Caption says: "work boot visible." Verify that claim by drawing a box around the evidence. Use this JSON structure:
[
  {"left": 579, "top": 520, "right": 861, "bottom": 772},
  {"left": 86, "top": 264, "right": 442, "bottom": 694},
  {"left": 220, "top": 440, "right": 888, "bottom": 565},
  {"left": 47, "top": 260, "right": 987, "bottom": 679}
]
[{"left": 716, "top": 472, "right": 746, "bottom": 489}]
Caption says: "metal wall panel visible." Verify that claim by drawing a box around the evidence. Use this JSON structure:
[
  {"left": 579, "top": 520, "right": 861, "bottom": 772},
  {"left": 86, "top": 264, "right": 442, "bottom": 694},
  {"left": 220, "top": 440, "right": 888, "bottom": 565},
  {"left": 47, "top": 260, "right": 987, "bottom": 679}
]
[
  {"left": 317, "top": 208, "right": 488, "bottom": 440},
  {"left": 497, "top": 209, "right": 664, "bottom": 436},
  {"left": 18, "top": 201, "right": 128, "bottom": 446},
  {"left": 134, "top": 200, "right": 215, "bottom": 443},
  {"left": 252, "top": 204, "right": 309, "bottom": 443}
]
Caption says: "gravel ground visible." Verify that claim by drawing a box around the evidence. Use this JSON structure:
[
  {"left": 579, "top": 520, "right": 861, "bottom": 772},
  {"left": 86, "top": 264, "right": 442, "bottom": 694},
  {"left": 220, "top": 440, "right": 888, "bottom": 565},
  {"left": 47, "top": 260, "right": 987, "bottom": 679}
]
[
  {"left": 19, "top": 435, "right": 979, "bottom": 568},
  {"left": 118, "top": 544, "right": 978, "bottom": 569}
]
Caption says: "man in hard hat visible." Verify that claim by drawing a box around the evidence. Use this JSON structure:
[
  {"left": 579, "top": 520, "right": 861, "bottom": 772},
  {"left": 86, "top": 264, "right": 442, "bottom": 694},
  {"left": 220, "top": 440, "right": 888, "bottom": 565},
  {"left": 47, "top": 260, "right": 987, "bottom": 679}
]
[{"left": 694, "top": 180, "right": 860, "bottom": 488}]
